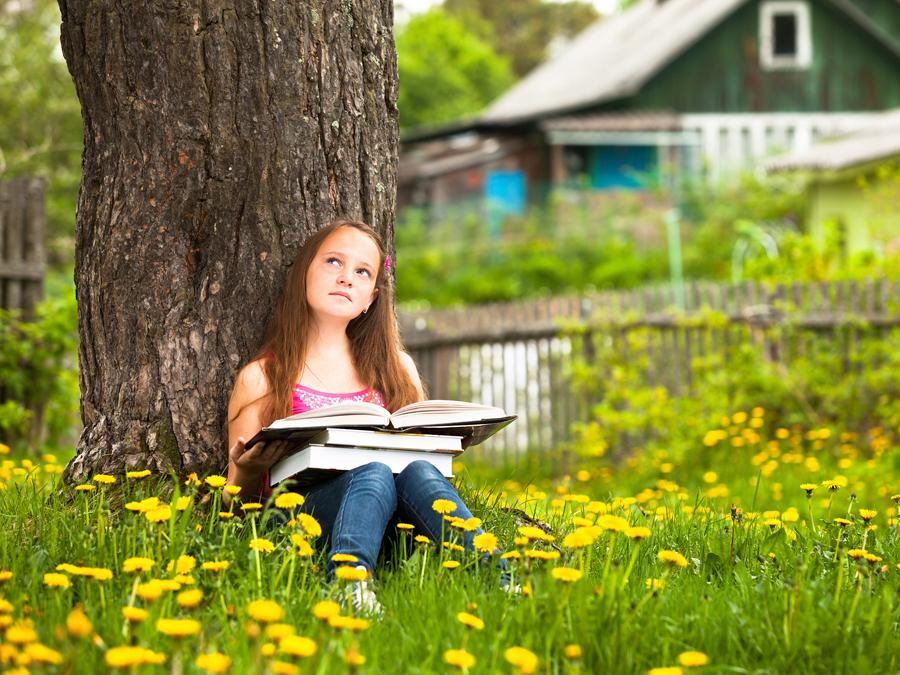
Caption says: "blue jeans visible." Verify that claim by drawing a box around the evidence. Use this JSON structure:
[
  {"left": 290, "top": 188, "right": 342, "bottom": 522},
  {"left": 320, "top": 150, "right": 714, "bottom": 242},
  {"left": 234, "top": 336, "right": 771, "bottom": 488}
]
[{"left": 295, "top": 460, "right": 502, "bottom": 580}]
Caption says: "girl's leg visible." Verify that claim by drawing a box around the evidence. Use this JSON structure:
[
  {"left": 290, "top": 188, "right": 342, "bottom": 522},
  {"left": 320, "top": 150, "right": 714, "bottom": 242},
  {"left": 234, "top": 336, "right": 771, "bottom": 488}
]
[
  {"left": 394, "top": 460, "right": 504, "bottom": 569},
  {"left": 300, "top": 462, "right": 397, "bottom": 580}
]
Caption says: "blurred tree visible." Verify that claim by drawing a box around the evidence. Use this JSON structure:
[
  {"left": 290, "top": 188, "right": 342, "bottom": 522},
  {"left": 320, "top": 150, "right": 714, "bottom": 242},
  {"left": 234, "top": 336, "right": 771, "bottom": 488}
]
[
  {"left": 0, "top": 0, "right": 82, "bottom": 246},
  {"left": 396, "top": 9, "right": 514, "bottom": 129},
  {"left": 444, "top": 0, "right": 599, "bottom": 78}
]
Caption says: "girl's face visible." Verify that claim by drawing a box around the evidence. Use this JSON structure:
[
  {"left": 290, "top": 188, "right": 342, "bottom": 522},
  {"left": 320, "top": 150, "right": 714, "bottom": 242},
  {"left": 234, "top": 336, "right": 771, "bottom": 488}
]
[{"left": 305, "top": 227, "right": 380, "bottom": 324}]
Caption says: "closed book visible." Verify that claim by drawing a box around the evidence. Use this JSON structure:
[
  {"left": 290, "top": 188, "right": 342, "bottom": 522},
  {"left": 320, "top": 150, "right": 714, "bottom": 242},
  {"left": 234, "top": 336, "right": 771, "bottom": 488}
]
[
  {"left": 269, "top": 444, "right": 454, "bottom": 488},
  {"left": 307, "top": 428, "right": 464, "bottom": 452}
]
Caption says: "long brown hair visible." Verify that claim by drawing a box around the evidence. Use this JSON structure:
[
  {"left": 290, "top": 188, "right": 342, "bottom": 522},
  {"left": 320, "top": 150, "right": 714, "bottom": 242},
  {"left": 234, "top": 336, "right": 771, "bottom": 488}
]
[{"left": 247, "top": 220, "right": 421, "bottom": 423}]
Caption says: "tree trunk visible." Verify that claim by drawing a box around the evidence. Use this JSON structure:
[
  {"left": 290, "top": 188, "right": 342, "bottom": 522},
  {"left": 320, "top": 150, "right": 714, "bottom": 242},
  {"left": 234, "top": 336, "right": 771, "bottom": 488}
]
[{"left": 58, "top": 0, "right": 398, "bottom": 481}]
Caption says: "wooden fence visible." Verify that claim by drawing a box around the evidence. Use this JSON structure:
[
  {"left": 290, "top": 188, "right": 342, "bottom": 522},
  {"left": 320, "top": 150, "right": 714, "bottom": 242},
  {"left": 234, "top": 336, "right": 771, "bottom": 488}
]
[
  {"left": 0, "top": 177, "right": 47, "bottom": 317},
  {"left": 398, "top": 279, "right": 900, "bottom": 464}
]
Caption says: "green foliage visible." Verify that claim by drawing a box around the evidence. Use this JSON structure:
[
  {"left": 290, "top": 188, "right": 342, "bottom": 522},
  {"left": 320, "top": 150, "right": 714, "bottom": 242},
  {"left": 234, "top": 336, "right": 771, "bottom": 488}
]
[
  {"left": 0, "top": 0, "right": 82, "bottom": 243},
  {"left": 396, "top": 9, "right": 515, "bottom": 130},
  {"left": 444, "top": 0, "right": 599, "bottom": 78},
  {"left": 0, "top": 271, "right": 79, "bottom": 451}
]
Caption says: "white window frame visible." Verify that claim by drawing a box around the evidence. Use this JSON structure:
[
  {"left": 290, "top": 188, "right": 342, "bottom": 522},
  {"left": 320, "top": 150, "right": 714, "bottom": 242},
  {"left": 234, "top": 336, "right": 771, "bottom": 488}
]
[{"left": 759, "top": 1, "right": 812, "bottom": 70}]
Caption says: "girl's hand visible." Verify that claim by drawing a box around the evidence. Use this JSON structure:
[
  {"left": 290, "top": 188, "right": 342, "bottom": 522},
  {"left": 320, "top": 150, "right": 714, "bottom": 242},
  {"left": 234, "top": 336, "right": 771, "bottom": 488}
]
[{"left": 228, "top": 437, "right": 290, "bottom": 475}]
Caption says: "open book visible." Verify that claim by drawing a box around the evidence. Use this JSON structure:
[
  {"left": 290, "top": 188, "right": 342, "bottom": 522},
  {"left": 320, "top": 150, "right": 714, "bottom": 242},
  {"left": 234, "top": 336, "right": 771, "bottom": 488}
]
[{"left": 247, "top": 399, "right": 516, "bottom": 450}]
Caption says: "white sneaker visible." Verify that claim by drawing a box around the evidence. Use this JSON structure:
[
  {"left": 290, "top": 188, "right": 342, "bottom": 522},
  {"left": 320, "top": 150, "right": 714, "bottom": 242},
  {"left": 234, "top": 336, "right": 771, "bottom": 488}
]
[{"left": 349, "top": 565, "right": 384, "bottom": 618}]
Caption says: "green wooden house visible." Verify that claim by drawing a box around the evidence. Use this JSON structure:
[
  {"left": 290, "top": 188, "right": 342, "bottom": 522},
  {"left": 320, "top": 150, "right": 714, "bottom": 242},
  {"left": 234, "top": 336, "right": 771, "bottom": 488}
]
[
  {"left": 399, "top": 0, "right": 900, "bottom": 212},
  {"left": 767, "top": 108, "right": 900, "bottom": 255}
]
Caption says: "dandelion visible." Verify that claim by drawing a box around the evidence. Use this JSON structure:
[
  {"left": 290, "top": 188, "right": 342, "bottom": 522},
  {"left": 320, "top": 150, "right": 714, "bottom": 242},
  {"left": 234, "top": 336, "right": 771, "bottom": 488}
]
[
  {"left": 195, "top": 652, "right": 232, "bottom": 673},
  {"left": 25, "top": 642, "right": 64, "bottom": 665},
  {"left": 0, "top": 571, "right": 12, "bottom": 583},
  {"left": 0, "top": 599, "right": 11, "bottom": 614},
  {"left": 218, "top": 512, "right": 235, "bottom": 520},
  {"left": 5, "top": 620, "right": 37, "bottom": 644},
  {"left": 525, "top": 549, "right": 560, "bottom": 561},
  {"left": 177, "top": 589, "right": 204, "bottom": 609},
  {"left": 833, "top": 518, "right": 852, "bottom": 527},
  {"left": 596, "top": 515, "right": 630, "bottom": 533},
  {"left": 275, "top": 492, "right": 304, "bottom": 509},
  {"left": 456, "top": 612, "right": 484, "bottom": 630},
  {"left": 294, "top": 513, "right": 322, "bottom": 537},
  {"left": 335, "top": 566, "right": 368, "bottom": 582},
  {"left": 625, "top": 526, "right": 652, "bottom": 540},
  {"left": 822, "top": 479, "right": 845, "bottom": 491},
  {"left": 126, "top": 470, "right": 152, "bottom": 479},
  {"left": 278, "top": 635, "right": 318, "bottom": 658},
  {"left": 249, "top": 538, "right": 275, "bottom": 553},
  {"left": 657, "top": 550, "right": 689, "bottom": 568},
  {"left": 444, "top": 648, "right": 476, "bottom": 669},
  {"left": 224, "top": 484, "right": 241, "bottom": 495},
  {"left": 847, "top": 549, "right": 868, "bottom": 560},
  {"left": 105, "top": 646, "right": 166, "bottom": 669},
  {"left": 205, "top": 475, "right": 227, "bottom": 489},
  {"left": 43, "top": 572, "right": 70, "bottom": 588},
  {"left": 312, "top": 601, "right": 341, "bottom": 621},
  {"left": 396, "top": 522, "right": 415, "bottom": 531},
  {"left": 265, "top": 624, "right": 295, "bottom": 640},
  {"left": 501, "top": 551, "right": 521, "bottom": 560},
  {"left": 563, "top": 529, "right": 595, "bottom": 548},
  {"left": 185, "top": 472, "right": 201, "bottom": 487},
  {"left": 175, "top": 496, "right": 192, "bottom": 511},
  {"left": 647, "top": 668, "right": 683, "bottom": 675},
  {"left": 247, "top": 600, "right": 285, "bottom": 623},
  {"left": 518, "top": 525, "right": 555, "bottom": 542},
  {"left": 345, "top": 646, "right": 366, "bottom": 667},
  {"left": 564, "top": 644, "right": 582, "bottom": 659},
  {"left": 271, "top": 661, "right": 298, "bottom": 675},
  {"left": 122, "top": 606, "right": 148, "bottom": 622},
  {"left": 327, "top": 615, "right": 370, "bottom": 632},
  {"left": 145, "top": 505, "right": 172, "bottom": 523},
  {"left": 331, "top": 553, "right": 359, "bottom": 563},
  {"left": 677, "top": 651, "right": 709, "bottom": 667},
  {"left": 156, "top": 617, "right": 202, "bottom": 638},
  {"left": 168, "top": 555, "right": 197, "bottom": 575},
  {"left": 201, "top": 560, "right": 230, "bottom": 572},
  {"left": 504, "top": 646, "right": 539, "bottom": 674},
  {"left": 123, "top": 557, "right": 155, "bottom": 574},
  {"left": 414, "top": 535, "right": 432, "bottom": 545},
  {"left": 241, "top": 502, "right": 263, "bottom": 512},
  {"left": 551, "top": 566, "right": 583, "bottom": 582},
  {"left": 443, "top": 560, "right": 461, "bottom": 570},
  {"left": 432, "top": 499, "right": 457, "bottom": 515},
  {"left": 859, "top": 509, "right": 877, "bottom": 522},
  {"left": 443, "top": 541, "right": 465, "bottom": 553},
  {"left": 75, "top": 484, "right": 96, "bottom": 492},
  {"left": 292, "top": 535, "right": 314, "bottom": 557},
  {"left": 800, "top": 483, "right": 817, "bottom": 496},
  {"left": 93, "top": 474, "right": 116, "bottom": 485}
]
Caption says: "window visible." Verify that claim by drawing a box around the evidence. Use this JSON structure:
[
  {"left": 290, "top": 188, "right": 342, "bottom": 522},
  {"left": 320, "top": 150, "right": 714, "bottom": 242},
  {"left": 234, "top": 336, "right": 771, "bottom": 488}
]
[{"left": 760, "top": 1, "right": 811, "bottom": 70}]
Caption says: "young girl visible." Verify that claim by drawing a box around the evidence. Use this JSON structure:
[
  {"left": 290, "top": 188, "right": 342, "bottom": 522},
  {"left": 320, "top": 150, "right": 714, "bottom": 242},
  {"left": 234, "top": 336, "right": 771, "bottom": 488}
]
[{"left": 225, "top": 220, "right": 500, "bottom": 614}]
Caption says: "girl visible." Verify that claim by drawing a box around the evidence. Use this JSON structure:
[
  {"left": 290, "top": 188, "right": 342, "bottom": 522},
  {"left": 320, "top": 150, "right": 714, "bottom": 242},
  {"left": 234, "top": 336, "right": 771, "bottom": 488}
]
[{"left": 225, "top": 220, "right": 501, "bottom": 614}]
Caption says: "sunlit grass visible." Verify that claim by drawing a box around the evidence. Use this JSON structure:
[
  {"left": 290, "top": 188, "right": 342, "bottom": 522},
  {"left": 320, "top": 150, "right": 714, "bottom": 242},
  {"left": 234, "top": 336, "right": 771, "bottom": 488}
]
[{"left": 1, "top": 406, "right": 899, "bottom": 674}]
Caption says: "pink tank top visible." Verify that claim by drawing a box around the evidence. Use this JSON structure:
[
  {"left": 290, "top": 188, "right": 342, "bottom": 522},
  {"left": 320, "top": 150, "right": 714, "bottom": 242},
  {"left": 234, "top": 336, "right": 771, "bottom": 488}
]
[{"left": 258, "top": 385, "right": 387, "bottom": 498}]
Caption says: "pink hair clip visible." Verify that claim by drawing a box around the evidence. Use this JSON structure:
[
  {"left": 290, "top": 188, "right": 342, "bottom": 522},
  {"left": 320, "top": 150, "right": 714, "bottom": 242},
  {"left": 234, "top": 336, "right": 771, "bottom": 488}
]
[{"left": 384, "top": 255, "right": 392, "bottom": 271}]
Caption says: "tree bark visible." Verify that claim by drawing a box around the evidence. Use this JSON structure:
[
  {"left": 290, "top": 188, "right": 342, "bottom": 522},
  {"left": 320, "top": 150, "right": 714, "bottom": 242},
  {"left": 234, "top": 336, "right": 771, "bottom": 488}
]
[{"left": 58, "top": 0, "right": 398, "bottom": 481}]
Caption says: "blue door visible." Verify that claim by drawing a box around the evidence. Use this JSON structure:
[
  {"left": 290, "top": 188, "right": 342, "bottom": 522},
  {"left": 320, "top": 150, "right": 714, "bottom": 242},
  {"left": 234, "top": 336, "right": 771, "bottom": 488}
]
[{"left": 590, "top": 145, "right": 657, "bottom": 190}]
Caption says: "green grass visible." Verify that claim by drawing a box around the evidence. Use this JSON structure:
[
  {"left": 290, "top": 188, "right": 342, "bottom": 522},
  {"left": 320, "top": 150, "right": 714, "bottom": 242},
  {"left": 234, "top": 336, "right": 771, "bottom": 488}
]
[{"left": 1, "top": 412, "right": 899, "bottom": 674}]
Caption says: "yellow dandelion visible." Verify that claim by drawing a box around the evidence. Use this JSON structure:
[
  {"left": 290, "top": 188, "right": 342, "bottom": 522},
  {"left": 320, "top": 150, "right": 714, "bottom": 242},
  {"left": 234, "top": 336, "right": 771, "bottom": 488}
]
[
  {"left": 271, "top": 661, "right": 298, "bottom": 675},
  {"left": 167, "top": 555, "right": 196, "bottom": 575},
  {"left": 833, "top": 518, "right": 853, "bottom": 527},
  {"left": 564, "top": 644, "right": 582, "bottom": 659},
  {"left": 625, "top": 526, "right": 652, "bottom": 540},
  {"left": 205, "top": 475, "right": 227, "bottom": 489},
  {"left": 518, "top": 525, "right": 555, "bottom": 542},
  {"left": 224, "top": 484, "right": 241, "bottom": 495},
  {"left": 501, "top": 551, "right": 521, "bottom": 560},
  {"left": 105, "top": 646, "right": 166, "bottom": 668},
  {"left": 275, "top": 492, "right": 304, "bottom": 509},
  {"left": 821, "top": 478, "right": 845, "bottom": 491},
  {"left": 25, "top": 642, "right": 64, "bottom": 665},
  {"left": 195, "top": 652, "right": 231, "bottom": 673},
  {"left": 184, "top": 472, "right": 201, "bottom": 486},
  {"left": 247, "top": 600, "right": 285, "bottom": 623},
  {"left": 331, "top": 553, "right": 359, "bottom": 563},
  {"left": 859, "top": 509, "right": 877, "bottom": 522},
  {"left": 414, "top": 534, "right": 432, "bottom": 545},
  {"left": 551, "top": 566, "right": 583, "bottom": 582},
  {"left": 396, "top": 522, "right": 415, "bottom": 530},
  {"left": 249, "top": 538, "right": 275, "bottom": 553},
  {"left": 657, "top": 550, "right": 689, "bottom": 568},
  {"left": 66, "top": 606, "right": 93, "bottom": 638},
  {"left": 677, "top": 651, "right": 709, "bottom": 667},
  {"left": 444, "top": 648, "right": 476, "bottom": 669},
  {"left": 156, "top": 617, "right": 201, "bottom": 638},
  {"left": 432, "top": 499, "right": 457, "bottom": 514},
  {"left": 201, "top": 560, "right": 230, "bottom": 572},
  {"left": 456, "top": 612, "right": 484, "bottom": 630},
  {"left": 241, "top": 502, "right": 263, "bottom": 512},
  {"left": 93, "top": 474, "right": 116, "bottom": 485},
  {"left": 504, "top": 646, "right": 539, "bottom": 674},
  {"left": 176, "top": 589, "right": 204, "bottom": 609},
  {"left": 43, "top": 572, "right": 70, "bottom": 588},
  {"left": 443, "top": 560, "right": 461, "bottom": 570},
  {"left": 335, "top": 566, "right": 368, "bottom": 582},
  {"left": 145, "top": 505, "right": 172, "bottom": 523},
  {"left": 327, "top": 615, "right": 370, "bottom": 631},
  {"left": 123, "top": 557, "right": 155, "bottom": 574},
  {"left": 525, "top": 549, "right": 560, "bottom": 561},
  {"left": 122, "top": 606, "right": 148, "bottom": 622},
  {"left": 800, "top": 483, "right": 818, "bottom": 496},
  {"left": 278, "top": 635, "right": 318, "bottom": 658},
  {"left": 265, "top": 623, "right": 295, "bottom": 640},
  {"left": 563, "top": 529, "right": 595, "bottom": 548},
  {"left": 312, "top": 600, "right": 341, "bottom": 621},
  {"left": 294, "top": 513, "right": 322, "bottom": 537},
  {"left": 345, "top": 646, "right": 366, "bottom": 667},
  {"left": 596, "top": 514, "right": 630, "bottom": 533},
  {"left": 5, "top": 619, "right": 37, "bottom": 644},
  {"left": 175, "top": 496, "right": 192, "bottom": 511},
  {"left": 0, "top": 570, "right": 13, "bottom": 583},
  {"left": 126, "top": 469, "right": 152, "bottom": 479},
  {"left": 291, "top": 535, "right": 314, "bottom": 557},
  {"left": 648, "top": 668, "right": 684, "bottom": 675},
  {"left": 218, "top": 511, "right": 234, "bottom": 520}
]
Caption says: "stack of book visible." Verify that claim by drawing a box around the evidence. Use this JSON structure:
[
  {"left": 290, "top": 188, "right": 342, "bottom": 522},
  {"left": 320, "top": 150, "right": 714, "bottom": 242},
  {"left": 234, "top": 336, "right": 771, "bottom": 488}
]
[{"left": 243, "top": 400, "right": 516, "bottom": 488}]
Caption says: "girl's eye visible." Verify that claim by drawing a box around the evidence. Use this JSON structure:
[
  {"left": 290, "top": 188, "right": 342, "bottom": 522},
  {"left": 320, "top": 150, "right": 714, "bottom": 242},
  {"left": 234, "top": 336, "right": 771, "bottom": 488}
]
[
  {"left": 325, "top": 257, "right": 341, "bottom": 266},
  {"left": 356, "top": 268, "right": 371, "bottom": 278}
]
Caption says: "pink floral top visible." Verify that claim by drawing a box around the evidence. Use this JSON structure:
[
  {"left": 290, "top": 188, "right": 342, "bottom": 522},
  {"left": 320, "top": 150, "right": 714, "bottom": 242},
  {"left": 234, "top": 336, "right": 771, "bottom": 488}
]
[{"left": 258, "top": 384, "right": 387, "bottom": 498}]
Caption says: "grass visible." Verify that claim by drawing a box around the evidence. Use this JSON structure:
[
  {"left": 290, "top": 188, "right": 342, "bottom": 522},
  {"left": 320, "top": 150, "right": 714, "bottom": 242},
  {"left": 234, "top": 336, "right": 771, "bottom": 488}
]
[{"left": 1, "top": 407, "right": 899, "bottom": 674}]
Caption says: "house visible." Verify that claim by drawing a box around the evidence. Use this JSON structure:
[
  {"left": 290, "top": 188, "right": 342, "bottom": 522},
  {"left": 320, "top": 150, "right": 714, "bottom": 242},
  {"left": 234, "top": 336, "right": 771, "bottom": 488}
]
[
  {"left": 766, "top": 108, "right": 900, "bottom": 255},
  {"left": 398, "top": 0, "right": 900, "bottom": 217}
]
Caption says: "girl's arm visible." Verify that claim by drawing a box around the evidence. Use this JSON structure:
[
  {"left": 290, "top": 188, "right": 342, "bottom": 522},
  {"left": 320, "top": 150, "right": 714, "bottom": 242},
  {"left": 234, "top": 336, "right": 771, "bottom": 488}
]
[
  {"left": 399, "top": 351, "right": 426, "bottom": 401},
  {"left": 225, "top": 360, "right": 289, "bottom": 505}
]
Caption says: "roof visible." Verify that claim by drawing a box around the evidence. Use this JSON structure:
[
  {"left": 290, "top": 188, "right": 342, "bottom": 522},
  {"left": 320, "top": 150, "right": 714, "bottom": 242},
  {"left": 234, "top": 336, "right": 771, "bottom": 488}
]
[
  {"left": 479, "top": 0, "right": 900, "bottom": 126},
  {"left": 766, "top": 108, "right": 900, "bottom": 172},
  {"left": 541, "top": 111, "right": 682, "bottom": 133}
]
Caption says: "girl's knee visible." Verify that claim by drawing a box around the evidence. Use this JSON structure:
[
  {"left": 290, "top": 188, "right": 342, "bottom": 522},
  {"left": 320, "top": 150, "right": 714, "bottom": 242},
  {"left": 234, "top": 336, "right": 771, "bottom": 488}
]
[{"left": 396, "top": 459, "right": 443, "bottom": 487}]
